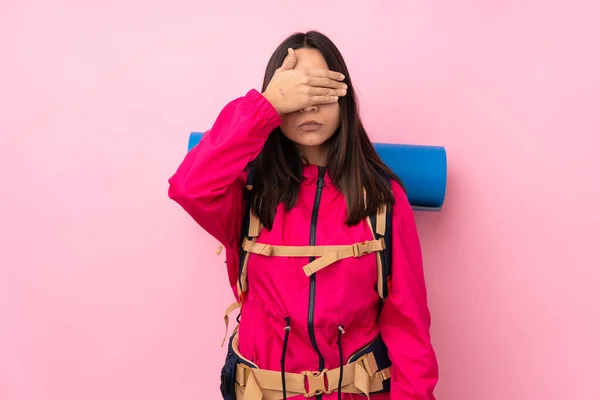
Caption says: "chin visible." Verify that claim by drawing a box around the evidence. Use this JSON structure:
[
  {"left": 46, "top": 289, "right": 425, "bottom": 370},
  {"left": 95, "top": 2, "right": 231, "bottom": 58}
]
[{"left": 288, "top": 132, "right": 332, "bottom": 148}]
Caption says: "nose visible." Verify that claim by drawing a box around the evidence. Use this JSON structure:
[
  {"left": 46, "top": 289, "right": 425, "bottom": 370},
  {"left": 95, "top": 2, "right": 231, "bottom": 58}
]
[{"left": 300, "top": 104, "right": 318, "bottom": 113}]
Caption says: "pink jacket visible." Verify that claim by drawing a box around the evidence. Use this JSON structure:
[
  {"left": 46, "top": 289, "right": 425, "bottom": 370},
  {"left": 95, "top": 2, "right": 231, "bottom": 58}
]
[{"left": 168, "top": 89, "right": 438, "bottom": 400}]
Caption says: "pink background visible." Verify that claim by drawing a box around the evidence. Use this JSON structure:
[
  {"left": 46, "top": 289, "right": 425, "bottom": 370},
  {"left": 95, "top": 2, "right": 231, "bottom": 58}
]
[{"left": 1, "top": 1, "right": 599, "bottom": 399}]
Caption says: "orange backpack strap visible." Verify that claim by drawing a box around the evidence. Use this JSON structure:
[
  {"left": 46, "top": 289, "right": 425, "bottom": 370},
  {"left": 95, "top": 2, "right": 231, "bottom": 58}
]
[
  {"left": 242, "top": 238, "right": 386, "bottom": 276},
  {"left": 237, "top": 167, "right": 261, "bottom": 298},
  {"left": 222, "top": 300, "right": 241, "bottom": 347},
  {"left": 368, "top": 178, "right": 393, "bottom": 300}
]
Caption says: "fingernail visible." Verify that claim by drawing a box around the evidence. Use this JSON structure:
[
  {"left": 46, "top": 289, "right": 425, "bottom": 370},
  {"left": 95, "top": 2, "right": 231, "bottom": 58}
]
[
  {"left": 341, "top": 89, "right": 347, "bottom": 95},
  {"left": 343, "top": 84, "right": 348, "bottom": 89},
  {"left": 340, "top": 74, "right": 345, "bottom": 80}
]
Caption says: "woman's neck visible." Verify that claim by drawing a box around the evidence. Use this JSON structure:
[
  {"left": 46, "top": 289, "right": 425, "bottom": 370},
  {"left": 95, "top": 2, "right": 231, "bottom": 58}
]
[{"left": 297, "top": 144, "right": 329, "bottom": 166}]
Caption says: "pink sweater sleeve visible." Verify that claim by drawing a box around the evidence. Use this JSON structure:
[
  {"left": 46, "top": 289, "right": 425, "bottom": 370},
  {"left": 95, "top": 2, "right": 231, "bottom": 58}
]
[
  {"left": 379, "top": 181, "right": 439, "bottom": 400},
  {"left": 168, "top": 89, "right": 281, "bottom": 292}
]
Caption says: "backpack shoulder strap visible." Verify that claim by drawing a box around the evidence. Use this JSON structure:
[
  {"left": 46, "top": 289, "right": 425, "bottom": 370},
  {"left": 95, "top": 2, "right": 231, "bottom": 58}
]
[
  {"left": 237, "top": 166, "right": 261, "bottom": 298},
  {"left": 368, "top": 177, "right": 393, "bottom": 300}
]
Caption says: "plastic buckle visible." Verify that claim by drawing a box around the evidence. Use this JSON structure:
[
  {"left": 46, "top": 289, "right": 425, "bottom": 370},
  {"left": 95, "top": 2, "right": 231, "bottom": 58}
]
[
  {"left": 302, "top": 369, "right": 331, "bottom": 397},
  {"left": 352, "top": 241, "right": 371, "bottom": 257}
]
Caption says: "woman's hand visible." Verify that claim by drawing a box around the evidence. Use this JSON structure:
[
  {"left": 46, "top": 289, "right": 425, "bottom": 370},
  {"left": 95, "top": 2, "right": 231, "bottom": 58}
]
[{"left": 262, "top": 48, "right": 348, "bottom": 115}]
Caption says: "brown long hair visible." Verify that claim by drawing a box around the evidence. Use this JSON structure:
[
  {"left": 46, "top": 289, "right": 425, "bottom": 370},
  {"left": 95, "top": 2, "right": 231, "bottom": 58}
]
[{"left": 249, "top": 31, "right": 404, "bottom": 230}]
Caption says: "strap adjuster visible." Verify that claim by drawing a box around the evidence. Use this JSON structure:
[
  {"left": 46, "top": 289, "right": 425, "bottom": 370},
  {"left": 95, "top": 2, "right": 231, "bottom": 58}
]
[
  {"left": 357, "top": 353, "right": 379, "bottom": 378},
  {"left": 302, "top": 369, "right": 332, "bottom": 397}
]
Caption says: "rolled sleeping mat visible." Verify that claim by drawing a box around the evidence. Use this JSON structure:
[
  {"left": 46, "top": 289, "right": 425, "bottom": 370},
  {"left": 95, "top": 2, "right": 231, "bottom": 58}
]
[{"left": 188, "top": 132, "right": 447, "bottom": 211}]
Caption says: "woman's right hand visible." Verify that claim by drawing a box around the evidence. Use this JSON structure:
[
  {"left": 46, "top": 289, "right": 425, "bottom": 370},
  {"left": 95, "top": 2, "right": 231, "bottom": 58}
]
[{"left": 262, "top": 48, "right": 348, "bottom": 115}]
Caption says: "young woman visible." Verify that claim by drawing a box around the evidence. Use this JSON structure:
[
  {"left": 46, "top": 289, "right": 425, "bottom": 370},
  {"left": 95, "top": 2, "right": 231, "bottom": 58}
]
[{"left": 169, "top": 31, "right": 438, "bottom": 400}]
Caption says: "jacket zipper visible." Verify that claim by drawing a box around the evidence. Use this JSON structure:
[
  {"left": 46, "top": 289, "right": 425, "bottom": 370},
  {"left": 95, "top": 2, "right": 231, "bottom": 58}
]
[{"left": 308, "top": 166, "right": 326, "bottom": 377}]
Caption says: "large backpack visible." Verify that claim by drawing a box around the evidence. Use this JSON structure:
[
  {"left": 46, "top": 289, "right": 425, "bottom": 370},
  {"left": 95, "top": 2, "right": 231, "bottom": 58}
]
[{"left": 219, "top": 168, "right": 395, "bottom": 400}]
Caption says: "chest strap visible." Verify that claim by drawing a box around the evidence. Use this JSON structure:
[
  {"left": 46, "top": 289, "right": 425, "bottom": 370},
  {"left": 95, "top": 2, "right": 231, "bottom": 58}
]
[{"left": 242, "top": 237, "right": 386, "bottom": 276}]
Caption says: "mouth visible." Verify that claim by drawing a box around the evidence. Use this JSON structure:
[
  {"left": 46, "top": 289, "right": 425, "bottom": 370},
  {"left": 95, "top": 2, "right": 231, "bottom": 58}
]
[{"left": 298, "top": 120, "right": 323, "bottom": 132}]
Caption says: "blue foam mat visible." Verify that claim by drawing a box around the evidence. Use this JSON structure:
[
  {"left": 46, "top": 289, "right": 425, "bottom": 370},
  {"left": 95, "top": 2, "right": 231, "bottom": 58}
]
[{"left": 188, "top": 132, "right": 447, "bottom": 211}]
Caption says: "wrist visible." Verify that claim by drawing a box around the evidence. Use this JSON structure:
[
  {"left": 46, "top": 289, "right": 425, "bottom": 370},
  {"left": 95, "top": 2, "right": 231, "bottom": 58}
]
[{"left": 261, "top": 90, "right": 282, "bottom": 115}]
